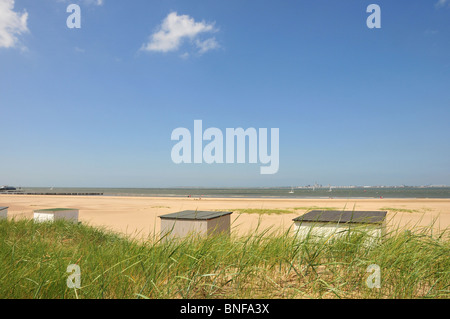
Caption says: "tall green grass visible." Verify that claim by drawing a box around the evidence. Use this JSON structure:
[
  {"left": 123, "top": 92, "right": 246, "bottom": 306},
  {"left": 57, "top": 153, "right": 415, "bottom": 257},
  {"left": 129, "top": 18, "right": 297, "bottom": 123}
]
[{"left": 0, "top": 219, "right": 448, "bottom": 299}]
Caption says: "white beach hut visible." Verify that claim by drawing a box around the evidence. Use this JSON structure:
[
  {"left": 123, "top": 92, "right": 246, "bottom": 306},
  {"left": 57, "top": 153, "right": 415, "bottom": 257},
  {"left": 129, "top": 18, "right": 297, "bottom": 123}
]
[
  {"left": 33, "top": 208, "right": 79, "bottom": 223},
  {"left": 0, "top": 206, "right": 7, "bottom": 219},
  {"left": 159, "top": 210, "right": 233, "bottom": 240},
  {"left": 293, "top": 210, "right": 387, "bottom": 243}
]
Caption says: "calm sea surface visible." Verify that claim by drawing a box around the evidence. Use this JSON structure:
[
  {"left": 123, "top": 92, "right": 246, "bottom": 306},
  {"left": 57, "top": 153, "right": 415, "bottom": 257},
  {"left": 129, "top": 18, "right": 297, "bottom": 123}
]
[{"left": 17, "top": 187, "right": 450, "bottom": 199}]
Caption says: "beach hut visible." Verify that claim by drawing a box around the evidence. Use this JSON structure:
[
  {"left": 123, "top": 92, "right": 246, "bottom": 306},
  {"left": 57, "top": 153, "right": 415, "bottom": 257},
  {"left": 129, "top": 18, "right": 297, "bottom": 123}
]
[
  {"left": 159, "top": 210, "right": 232, "bottom": 240},
  {"left": 33, "top": 208, "right": 79, "bottom": 223},
  {"left": 293, "top": 210, "right": 387, "bottom": 242},
  {"left": 0, "top": 207, "right": 7, "bottom": 219}
]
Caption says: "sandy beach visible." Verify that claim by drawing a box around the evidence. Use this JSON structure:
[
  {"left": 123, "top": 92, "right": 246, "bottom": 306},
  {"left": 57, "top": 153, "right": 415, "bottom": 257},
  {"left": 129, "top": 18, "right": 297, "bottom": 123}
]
[{"left": 1, "top": 195, "right": 449, "bottom": 239}]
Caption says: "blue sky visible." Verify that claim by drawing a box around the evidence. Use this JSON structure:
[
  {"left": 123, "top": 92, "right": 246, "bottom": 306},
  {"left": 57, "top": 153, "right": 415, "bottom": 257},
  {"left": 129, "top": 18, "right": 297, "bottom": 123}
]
[{"left": 1, "top": 0, "right": 449, "bottom": 187}]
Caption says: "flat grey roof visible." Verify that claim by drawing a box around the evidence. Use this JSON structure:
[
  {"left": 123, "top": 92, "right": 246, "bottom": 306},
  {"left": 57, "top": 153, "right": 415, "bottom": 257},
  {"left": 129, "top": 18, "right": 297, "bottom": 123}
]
[
  {"left": 159, "top": 210, "right": 233, "bottom": 221},
  {"left": 0, "top": 207, "right": 8, "bottom": 211},
  {"left": 34, "top": 208, "right": 77, "bottom": 212},
  {"left": 293, "top": 210, "right": 387, "bottom": 224}
]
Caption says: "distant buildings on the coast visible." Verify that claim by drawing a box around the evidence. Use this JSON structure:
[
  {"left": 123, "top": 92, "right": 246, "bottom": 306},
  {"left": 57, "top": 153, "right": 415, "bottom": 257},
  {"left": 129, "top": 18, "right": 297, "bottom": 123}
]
[{"left": 294, "top": 184, "right": 448, "bottom": 189}]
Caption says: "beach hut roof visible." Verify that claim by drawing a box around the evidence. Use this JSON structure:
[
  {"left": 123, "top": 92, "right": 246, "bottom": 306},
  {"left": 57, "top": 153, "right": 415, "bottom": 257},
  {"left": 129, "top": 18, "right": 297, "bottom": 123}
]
[
  {"left": 159, "top": 210, "right": 232, "bottom": 221},
  {"left": 34, "top": 208, "right": 76, "bottom": 212},
  {"left": 0, "top": 207, "right": 8, "bottom": 211},
  {"left": 293, "top": 210, "right": 387, "bottom": 224}
]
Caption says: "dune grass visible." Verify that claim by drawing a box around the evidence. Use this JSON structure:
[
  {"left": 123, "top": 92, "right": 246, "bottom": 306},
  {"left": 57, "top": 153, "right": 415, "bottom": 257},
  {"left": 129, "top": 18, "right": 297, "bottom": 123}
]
[
  {"left": 293, "top": 206, "right": 339, "bottom": 211},
  {"left": 379, "top": 207, "right": 419, "bottom": 213},
  {"left": 0, "top": 219, "right": 448, "bottom": 299},
  {"left": 235, "top": 208, "right": 294, "bottom": 215}
]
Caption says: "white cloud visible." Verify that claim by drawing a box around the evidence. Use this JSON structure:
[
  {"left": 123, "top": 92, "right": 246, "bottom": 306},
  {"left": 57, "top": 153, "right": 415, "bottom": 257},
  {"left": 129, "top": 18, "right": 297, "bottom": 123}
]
[
  {"left": 0, "top": 0, "right": 28, "bottom": 49},
  {"left": 141, "top": 12, "right": 219, "bottom": 54},
  {"left": 435, "top": 0, "right": 450, "bottom": 8}
]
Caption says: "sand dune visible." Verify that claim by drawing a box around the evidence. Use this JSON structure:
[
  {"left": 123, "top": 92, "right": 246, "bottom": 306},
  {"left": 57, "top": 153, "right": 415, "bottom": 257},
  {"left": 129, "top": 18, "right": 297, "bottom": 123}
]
[{"left": 1, "top": 195, "right": 449, "bottom": 239}]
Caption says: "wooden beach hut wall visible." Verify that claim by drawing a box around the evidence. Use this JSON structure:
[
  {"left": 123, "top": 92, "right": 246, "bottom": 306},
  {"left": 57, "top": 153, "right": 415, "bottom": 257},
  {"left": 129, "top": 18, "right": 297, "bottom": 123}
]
[
  {"left": 33, "top": 208, "right": 79, "bottom": 223},
  {"left": 159, "top": 210, "right": 232, "bottom": 240},
  {"left": 293, "top": 210, "right": 387, "bottom": 243},
  {"left": 0, "top": 207, "right": 7, "bottom": 219}
]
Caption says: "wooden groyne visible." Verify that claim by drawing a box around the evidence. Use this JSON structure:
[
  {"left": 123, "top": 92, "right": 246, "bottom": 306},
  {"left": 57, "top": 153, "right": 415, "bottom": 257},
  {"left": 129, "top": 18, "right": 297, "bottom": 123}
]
[{"left": 0, "top": 192, "right": 103, "bottom": 196}]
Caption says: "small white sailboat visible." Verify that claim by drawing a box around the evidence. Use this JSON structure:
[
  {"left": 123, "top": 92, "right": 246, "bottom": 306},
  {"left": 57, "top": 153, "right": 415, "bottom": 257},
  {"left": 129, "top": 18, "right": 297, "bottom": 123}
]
[{"left": 289, "top": 187, "right": 294, "bottom": 194}]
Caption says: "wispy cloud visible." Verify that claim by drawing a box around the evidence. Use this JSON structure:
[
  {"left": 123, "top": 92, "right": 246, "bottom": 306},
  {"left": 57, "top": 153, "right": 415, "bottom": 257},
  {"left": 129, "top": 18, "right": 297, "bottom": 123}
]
[
  {"left": 179, "top": 52, "right": 190, "bottom": 59},
  {"left": 424, "top": 29, "right": 439, "bottom": 36},
  {"left": 141, "top": 12, "right": 219, "bottom": 55},
  {"left": 75, "top": 46, "right": 85, "bottom": 53},
  {"left": 0, "top": 0, "right": 28, "bottom": 49},
  {"left": 196, "top": 37, "right": 220, "bottom": 54},
  {"left": 435, "top": 0, "right": 450, "bottom": 8}
]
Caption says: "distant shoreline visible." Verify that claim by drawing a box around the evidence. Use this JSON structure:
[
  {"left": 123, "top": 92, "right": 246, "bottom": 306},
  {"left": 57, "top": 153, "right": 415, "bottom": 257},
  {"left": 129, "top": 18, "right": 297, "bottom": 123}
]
[
  {"left": 2, "top": 193, "right": 450, "bottom": 201},
  {"left": 2, "top": 186, "right": 450, "bottom": 199},
  {"left": 3, "top": 193, "right": 450, "bottom": 200}
]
